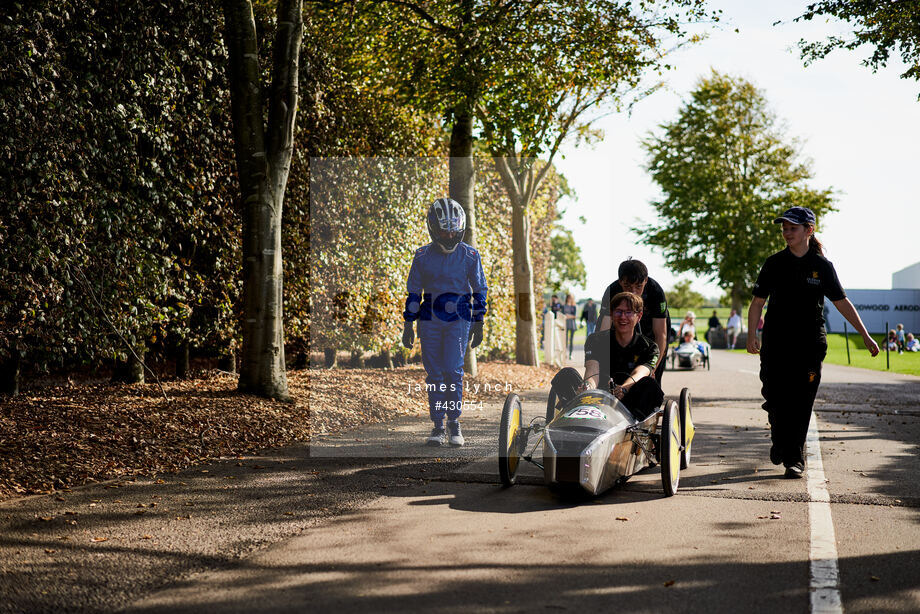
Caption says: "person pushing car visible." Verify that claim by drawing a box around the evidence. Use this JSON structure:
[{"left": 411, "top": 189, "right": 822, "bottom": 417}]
[
  {"left": 402, "top": 198, "right": 488, "bottom": 447},
  {"left": 599, "top": 259, "right": 670, "bottom": 384},
  {"left": 584, "top": 291, "right": 664, "bottom": 420}
]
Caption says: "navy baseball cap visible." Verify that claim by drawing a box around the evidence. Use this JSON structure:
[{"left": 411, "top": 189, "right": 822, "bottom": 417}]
[{"left": 774, "top": 206, "right": 816, "bottom": 226}]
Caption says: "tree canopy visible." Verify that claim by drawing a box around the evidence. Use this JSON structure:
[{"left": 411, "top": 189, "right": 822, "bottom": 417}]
[
  {"left": 796, "top": 0, "right": 920, "bottom": 93},
  {"left": 667, "top": 280, "right": 706, "bottom": 312},
  {"left": 546, "top": 225, "right": 587, "bottom": 294},
  {"left": 634, "top": 71, "right": 836, "bottom": 311}
]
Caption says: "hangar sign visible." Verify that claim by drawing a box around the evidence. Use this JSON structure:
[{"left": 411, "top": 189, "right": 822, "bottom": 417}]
[{"left": 824, "top": 289, "right": 920, "bottom": 335}]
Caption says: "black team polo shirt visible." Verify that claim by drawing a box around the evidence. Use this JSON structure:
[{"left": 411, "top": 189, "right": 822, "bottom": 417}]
[
  {"left": 584, "top": 329, "right": 659, "bottom": 389},
  {"left": 752, "top": 247, "right": 846, "bottom": 348}
]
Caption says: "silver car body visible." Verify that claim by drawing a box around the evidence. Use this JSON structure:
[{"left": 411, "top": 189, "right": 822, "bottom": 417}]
[{"left": 542, "top": 389, "right": 659, "bottom": 495}]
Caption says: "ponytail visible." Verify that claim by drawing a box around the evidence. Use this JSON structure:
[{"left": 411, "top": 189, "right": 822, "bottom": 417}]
[{"left": 807, "top": 224, "right": 824, "bottom": 256}]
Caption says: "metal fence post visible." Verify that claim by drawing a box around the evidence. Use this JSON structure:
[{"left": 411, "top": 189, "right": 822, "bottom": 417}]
[
  {"left": 844, "top": 321, "right": 850, "bottom": 365},
  {"left": 886, "top": 320, "right": 890, "bottom": 370}
]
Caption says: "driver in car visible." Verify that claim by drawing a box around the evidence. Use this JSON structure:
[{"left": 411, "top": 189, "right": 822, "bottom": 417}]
[{"left": 583, "top": 291, "right": 664, "bottom": 419}]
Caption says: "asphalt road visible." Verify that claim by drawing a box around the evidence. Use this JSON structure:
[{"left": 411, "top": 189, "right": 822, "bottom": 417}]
[{"left": 1, "top": 350, "right": 918, "bottom": 613}]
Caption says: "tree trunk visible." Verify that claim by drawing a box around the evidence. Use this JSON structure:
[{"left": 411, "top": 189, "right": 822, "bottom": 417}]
[
  {"left": 175, "top": 343, "right": 190, "bottom": 379},
  {"left": 381, "top": 349, "right": 394, "bottom": 369},
  {"left": 510, "top": 204, "right": 539, "bottom": 365},
  {"left": 223, "top": 0, "right": 303, "bottom": 400},
  {"left": 450, "top": 110, "right": 478, "bottom": 378},
  {"left": 493, "top": 156, "right": 540, "bottom": 366},
  {"left": 324, "top": 348, "right": 337, "bottom": 369},
  {"left": 127, "top": 347, "right": 145, "bottom": 384},
  {"left": 219, "top": 349, "right": 237, "bottom": 374},
  {"left": 350, "top": 349, "right": 365, "bottom": 368},
  {"left": 731, "top": 283, "right": 744, "bottom": 314},
  {"left": 0, "top": 351, "right": 21, "bottom": 396},
  {"left": 292, "top": 350, "right": 308, "bottom": 369}
]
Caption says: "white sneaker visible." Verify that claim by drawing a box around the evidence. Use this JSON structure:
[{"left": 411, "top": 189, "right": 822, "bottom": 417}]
[
  {"left": 447, "top": 421, "right": 465, "bottom": 447},
  {"left": 426, "top": 427, "right": 446, "bottom": 446}
]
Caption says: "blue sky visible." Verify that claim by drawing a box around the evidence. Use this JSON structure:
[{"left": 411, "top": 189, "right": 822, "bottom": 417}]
[{"left": 554, "top": 0, "right": 920, "bottom": 301}]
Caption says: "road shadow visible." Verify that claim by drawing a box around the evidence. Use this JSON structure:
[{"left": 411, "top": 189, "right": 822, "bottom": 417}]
[
  {"left": 816, "top": 380, "right": 920, "bottom": 515},
  {"left": 122, "top": 549, "right": 920, "bottom": 614}
]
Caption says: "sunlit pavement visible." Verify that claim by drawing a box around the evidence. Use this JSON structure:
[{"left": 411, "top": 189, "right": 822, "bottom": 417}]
[
  {"left": 1, "top": 348, "right": 917, "bottom": 613},
  {"left": 128, "top": 350, "right": 920, "bottom": 614}
]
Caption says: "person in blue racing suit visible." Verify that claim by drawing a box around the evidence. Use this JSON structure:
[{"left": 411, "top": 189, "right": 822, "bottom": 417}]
[{"left": 402, "top": 198, "right": 488, "bottom": 447}]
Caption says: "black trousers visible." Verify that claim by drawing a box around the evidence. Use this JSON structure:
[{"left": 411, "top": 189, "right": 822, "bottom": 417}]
[
  {"left": 759, "top": 340, "right": 826, "bottom": 466},
  {"left": 620, "top": 376, "right": 665, "bottom": 420}
]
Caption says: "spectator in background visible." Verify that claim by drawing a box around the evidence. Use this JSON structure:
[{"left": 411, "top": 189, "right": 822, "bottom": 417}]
[
  {"left": 541, "top": 295, "right": 563, "bottom": 345},
  {"left": 563, "top": 294, "right": 578, "bottom": 359},
  {"left": 726, "top": 308, "right": 743, "bottom": 349},
  {"left": 906, "top": 333, "right": 919, "bottom": 352},
  {"left": 678, "top": 311, "right": 696, "bottom": 339},
  {"left": 896, "top": 324, "right": 906, "bottom": 353},
  {"left": 581, "top": 298, "right": 598, "bottom": 337},
  {"left": 545, "top": 295, "right": 562, "bottom": 317},
  {"left": 887, "top": 330, "right": 899, "bottom": 352},
  {"left": 706, "top": 310, "right": 721, "bottom": 343}
]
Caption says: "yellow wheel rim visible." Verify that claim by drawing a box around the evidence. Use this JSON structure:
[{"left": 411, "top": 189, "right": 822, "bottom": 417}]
[
  {"left": 507, "top": 406, "right": 521, "bottom": 474},
  {"left": 668, "top": 415, "right": 680, "bottom": 485}
]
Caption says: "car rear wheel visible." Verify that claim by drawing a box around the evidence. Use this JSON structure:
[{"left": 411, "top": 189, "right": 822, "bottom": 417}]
[
  {"left": 679, "top": 388, "right": 694, "bottom": 469},
  {"left": 499, "top": 393, "right": 525, "bottom": 487},
  {"left": 660, "top": 400, "right": 681, "bottom": 496}
]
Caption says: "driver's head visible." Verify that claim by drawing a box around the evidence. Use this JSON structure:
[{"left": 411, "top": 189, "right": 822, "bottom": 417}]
[
  {"left": 610, "top": 292, "right": 643, "bottom": 334},
  {"left": 426, "top": 198, "right": 466, "bottom": 253},
  {"left": 617, "top": 259, "right": 648, "bottom": 296},
  {"left": 683, "top": 331, "right": 693, "bottom": 342}
]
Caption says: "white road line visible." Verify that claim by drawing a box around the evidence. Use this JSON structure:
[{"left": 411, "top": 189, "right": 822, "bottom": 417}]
[
  {"left": 806, "top": 412, "right": 844, "bottom": 614},
  {"left": 738, "top": 369, "right": 759, "bottom": 375}
]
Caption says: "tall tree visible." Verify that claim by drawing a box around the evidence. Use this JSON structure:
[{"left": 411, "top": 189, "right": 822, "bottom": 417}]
[
  {"left": 483, "top": 0, "right": 712, "bottom": 364},
  {"left": 667, "top": 279, "right": 705, "bottom": 312},
  {"left": 363, "top": 0, "right": 713, "bottom": 366},
  {"left": 635, "top": 71, "right": 836, "bottom": 312},
  {"left": 796, "top": 1, "right": 920, "bottom": 92},
  {"left": 223, "top": 0, "right": 303, "bottom": 399},
  {"left": 546, "top": 224, "right": 587, "bottom": 295}
]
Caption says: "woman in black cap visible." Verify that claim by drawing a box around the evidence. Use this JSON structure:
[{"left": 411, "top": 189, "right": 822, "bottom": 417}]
[{"left": 746, "top": 206, "right": 879, "bottom": 478}]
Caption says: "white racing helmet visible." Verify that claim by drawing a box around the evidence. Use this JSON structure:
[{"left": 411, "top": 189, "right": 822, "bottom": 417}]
[{"left": 426, "top": 198, "right": 466, "bottom": 253}]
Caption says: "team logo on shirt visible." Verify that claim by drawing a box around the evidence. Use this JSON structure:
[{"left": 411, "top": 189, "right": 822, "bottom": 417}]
[
  {"left": 806, "top": 271, "right": 821, "bottom": 286},
  {"left": 808, "top": 371, "right": 817, "bottom": 383}
]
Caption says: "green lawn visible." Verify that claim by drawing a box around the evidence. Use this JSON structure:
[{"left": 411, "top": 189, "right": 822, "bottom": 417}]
[
  {"left": 725, "top": 333, "right": 920, "bottom": 377},
  {"left": 541, "top": 309, "right": 920, "bottom": 377},
  {"left": 824, "top": 333, "right": 920, "bottom": 376}
]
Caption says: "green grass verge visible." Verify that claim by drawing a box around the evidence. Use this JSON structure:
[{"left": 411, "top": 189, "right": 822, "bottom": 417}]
[
  {"left": 726, "top": 333, "right": 920, "bottom": 377},
  {"left": 824, "top": 333, "right": 920, "bottom": 376}
]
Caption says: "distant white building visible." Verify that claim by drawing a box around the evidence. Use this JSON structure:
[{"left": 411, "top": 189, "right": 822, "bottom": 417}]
[
  {"left": 893, "top": 261, "right": 920, "bottom": 290},
  {"left": 824, "top": 261, "right": 920, "bottom": 334}
]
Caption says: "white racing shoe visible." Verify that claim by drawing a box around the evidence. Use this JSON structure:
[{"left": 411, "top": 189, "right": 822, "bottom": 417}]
[
  {"left": 447, "top": 421, "right": 465, "bottom": 447},
  {"left": 426, "top": 427, "right": 446, "bottom": 446}
]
